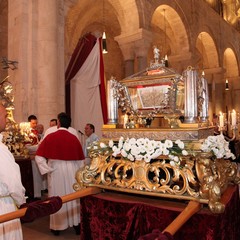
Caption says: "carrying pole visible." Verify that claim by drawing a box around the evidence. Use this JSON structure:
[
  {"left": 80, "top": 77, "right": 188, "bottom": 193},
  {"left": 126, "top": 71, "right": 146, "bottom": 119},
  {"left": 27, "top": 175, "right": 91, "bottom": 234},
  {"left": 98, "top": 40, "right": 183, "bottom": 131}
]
[{"left": 0, "top": 187, "right": 101, "bottom": 223}]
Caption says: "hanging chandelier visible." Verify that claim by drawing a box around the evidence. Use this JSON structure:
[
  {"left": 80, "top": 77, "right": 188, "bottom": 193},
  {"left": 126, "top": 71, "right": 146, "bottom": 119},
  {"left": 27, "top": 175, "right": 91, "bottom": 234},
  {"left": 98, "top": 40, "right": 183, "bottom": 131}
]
[
  {"left": 102, "top": 0, "right": 108, "bottom": 54},
  {"left": 102, "top": 31, "right": 108, "bottom": 54},
  {"left": 225, "top": 79, "right": 229, "bottom": 90}
]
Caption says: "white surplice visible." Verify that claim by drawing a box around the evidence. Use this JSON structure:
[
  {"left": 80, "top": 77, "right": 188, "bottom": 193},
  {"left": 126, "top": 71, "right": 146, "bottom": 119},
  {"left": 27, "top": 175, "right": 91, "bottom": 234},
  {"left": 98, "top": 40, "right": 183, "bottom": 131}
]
[
  {"left": 35, "top": 128, "right": 85, "bottom": 231},
  {"left": 35, "top": 157, "right": 84, "bottom": 230},
  {"left": 42, "top": 126, "right": 79, "bottom": 141},
  {"left": 0, "top": 134, "right": 26, "bottom": 240}
]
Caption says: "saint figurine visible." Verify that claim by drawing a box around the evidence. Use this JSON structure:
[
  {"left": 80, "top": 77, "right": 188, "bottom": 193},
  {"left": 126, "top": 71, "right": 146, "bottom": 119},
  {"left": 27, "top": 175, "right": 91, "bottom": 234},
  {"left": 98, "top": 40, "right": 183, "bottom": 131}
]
[{"left": 153, "top": 46, "right": 160, "bottom": 63}]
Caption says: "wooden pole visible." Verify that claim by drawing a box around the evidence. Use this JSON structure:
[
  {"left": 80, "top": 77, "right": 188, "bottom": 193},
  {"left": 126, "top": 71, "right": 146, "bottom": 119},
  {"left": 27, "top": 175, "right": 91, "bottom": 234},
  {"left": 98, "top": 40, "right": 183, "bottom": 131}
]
[
  {"left": 163, "top": 200, "right": 201, "bottom": 235},
  {"left": 0, "top": 187, "right": 101, "bottom": 223}
]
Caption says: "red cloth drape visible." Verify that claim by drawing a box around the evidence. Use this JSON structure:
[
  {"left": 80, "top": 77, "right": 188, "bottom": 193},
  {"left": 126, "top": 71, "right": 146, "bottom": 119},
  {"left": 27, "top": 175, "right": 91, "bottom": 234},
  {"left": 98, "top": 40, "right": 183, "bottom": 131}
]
[
  {"left": 99, "top": 38, "right": 108, "bottom": 124},
  {"left": 65, "top": 33, "right": 97, "bottom": 115},
  {"left": 80, "top": 185, "right": 240, "bottom": 240},
  {"left": 65, "top": 33, "right": 108, "bottom": 124}
]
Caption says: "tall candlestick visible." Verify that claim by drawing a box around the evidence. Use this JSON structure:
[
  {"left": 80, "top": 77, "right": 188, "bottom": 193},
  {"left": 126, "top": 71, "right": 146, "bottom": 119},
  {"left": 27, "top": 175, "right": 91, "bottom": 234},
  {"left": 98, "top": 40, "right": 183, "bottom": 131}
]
[
  {"left": 231, "top": 109, "right": 236, "bottom": 126},
  {"left": 123, "top": 114, "right": 128, "bottom": 128},
  {"left": 219, "top": 112, "right": 224, "bottom": 128}
]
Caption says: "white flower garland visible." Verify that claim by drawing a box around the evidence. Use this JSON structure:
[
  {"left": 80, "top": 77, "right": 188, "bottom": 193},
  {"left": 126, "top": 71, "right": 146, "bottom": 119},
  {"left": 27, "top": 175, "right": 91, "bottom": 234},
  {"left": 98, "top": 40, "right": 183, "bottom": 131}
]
[
  {"left": 88, "top": 135, "right": 236, "bottom": 165},
  {"left": 88, "top": 137, "right": 188, "bottom": 166},
  {"left": 200, "top": 134, "right": 235, "bottom": 160}
]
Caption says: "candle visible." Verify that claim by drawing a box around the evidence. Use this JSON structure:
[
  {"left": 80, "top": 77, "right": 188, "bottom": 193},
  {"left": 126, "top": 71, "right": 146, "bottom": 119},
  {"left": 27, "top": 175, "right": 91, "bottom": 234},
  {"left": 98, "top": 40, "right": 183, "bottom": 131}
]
[
  {"left": 231, "top": 109, "right": 236, "bottom": 126},
  {"left": 219, "top": 112, "right": 224, "bottom": 128},
  {"left": 123, "top": 114, "right": 128, "bottom": 128}
]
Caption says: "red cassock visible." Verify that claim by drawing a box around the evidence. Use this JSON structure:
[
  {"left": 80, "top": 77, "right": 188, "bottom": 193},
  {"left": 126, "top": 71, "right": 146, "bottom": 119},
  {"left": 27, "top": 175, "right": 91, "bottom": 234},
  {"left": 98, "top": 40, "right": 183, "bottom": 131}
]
[{"left": 36, "top": 129, "right": 85, "bottom": 160}]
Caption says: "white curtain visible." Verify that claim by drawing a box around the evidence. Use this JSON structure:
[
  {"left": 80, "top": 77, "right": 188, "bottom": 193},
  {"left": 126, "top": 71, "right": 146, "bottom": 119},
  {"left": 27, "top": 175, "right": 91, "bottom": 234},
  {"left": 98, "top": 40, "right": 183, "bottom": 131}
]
[{"left": 70, "top": 39, "right": 103, "bottom": 142}]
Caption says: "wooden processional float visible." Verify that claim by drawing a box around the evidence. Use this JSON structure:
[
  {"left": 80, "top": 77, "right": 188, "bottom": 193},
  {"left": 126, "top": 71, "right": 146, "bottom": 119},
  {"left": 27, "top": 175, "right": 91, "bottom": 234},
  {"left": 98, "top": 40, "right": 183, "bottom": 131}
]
[
  {"left": 73, "top": 57, "right": 239, "bottom": 234},
  {"left": 0, "top": 52, "right": 239, "bottom": 237}
]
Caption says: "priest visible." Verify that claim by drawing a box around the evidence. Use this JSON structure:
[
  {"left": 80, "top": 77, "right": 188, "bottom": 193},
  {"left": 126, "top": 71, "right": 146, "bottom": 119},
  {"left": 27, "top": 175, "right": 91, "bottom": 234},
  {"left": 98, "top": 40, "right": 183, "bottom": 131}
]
[{"left": 35, "top": 112, "right": 85, "bottom": 236}]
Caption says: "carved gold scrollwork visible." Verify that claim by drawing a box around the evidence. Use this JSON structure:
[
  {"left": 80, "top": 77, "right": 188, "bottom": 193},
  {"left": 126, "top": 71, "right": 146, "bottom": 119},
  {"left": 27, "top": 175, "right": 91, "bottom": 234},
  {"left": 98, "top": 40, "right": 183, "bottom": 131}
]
[
  {"left": 76, "top": 155, "right": 200, "bottom": 197},
  {"left": 75, "top": 153, "right": 239, "bottom": 214},
  {"left": 195, "top": 152, "right": 240, "bottom": 213}
]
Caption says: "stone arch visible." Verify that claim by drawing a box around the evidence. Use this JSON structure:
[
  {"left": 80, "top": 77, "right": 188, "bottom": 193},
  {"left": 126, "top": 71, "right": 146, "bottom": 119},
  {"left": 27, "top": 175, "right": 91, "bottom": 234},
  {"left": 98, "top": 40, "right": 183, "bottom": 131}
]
[
  {"left": 223, "top": 47, "right": 239, "bottom": 78},
  {"left": 65, "top": 0, "right": 139, "bottom": 80},
  {"left": 150, "top": 4, "right": 189, "bottom": 60},
  {"left": 65, "top": 1, "right": 119, "bottom": 57},
  {"left": 195, "top": 31, "right": 219, "bottom": 70},
  {"left": 223, "top": 47, "right": 240, "bottom": 112}
]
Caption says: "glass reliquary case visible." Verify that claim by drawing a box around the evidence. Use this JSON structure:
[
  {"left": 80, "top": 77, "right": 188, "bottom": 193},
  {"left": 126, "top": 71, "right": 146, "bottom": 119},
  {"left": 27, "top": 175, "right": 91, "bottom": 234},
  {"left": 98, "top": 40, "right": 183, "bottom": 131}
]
[{"left": 108, "top": 62, "right": 185, "bottom": 129}]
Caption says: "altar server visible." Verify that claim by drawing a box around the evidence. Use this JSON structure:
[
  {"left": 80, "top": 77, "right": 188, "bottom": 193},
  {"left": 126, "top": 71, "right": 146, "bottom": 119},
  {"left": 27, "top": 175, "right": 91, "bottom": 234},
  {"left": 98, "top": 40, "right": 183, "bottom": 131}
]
[
  {"left": 0, "top": 104, "right": 26, "bottom": 240},
  {"left": 35, "top": 112, "right": 85, "bottom": 236}
]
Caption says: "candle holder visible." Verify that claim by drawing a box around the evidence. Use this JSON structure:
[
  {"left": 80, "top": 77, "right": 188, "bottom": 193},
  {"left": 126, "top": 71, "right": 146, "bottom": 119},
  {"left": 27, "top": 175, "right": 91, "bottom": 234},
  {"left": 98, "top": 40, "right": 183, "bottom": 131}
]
[
  {"left": 226, "top": 124, "right": 238, "bottom": 141},
  {"left": 218, "top": 125, "right": 225, "bottom": 135},
  {"left": 216, "top": 111, "right": 239, "bottom": 141},
  {"left": 224, "top": 118, "right": 239, "bottom": 142}
]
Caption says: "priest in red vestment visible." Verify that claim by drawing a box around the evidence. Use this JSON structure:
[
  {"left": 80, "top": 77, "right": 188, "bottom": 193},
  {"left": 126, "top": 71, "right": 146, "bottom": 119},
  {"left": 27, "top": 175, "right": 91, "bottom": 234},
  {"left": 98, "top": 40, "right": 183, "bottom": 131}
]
[{"left": 35, "top": 113, "right": 85, "bottom": 236}]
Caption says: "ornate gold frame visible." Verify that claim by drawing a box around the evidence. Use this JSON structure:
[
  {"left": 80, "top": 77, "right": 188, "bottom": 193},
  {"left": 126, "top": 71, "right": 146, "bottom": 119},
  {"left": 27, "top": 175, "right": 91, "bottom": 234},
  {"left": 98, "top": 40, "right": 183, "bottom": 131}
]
[{"left": 74, "top": 151, "right": 239, "bottom": 214}]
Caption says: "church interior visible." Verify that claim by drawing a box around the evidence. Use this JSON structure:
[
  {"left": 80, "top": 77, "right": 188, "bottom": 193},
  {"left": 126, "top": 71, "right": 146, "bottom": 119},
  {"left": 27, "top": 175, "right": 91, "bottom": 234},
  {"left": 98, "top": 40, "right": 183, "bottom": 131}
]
[{"left": 0, "top": 0, "right": 240, "bottom": 239}]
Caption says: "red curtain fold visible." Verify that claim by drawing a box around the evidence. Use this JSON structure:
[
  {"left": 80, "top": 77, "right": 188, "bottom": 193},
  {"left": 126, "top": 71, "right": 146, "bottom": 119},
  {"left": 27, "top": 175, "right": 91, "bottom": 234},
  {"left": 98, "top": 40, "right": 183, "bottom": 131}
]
[
  {"left": 65, "top": 33, "right": 108, "bottom": 124},
  {"left": 80, "top": 185, "right": 240, "bottom": 240},
  {"left": 65, "top": 33, "right": 97, "bottom": 115},
  {"left": 65, "top": 33, "right": 97, "bottom": 83},
  {"left": 98, "top": 38, "right": 108, "bottom": 124}
]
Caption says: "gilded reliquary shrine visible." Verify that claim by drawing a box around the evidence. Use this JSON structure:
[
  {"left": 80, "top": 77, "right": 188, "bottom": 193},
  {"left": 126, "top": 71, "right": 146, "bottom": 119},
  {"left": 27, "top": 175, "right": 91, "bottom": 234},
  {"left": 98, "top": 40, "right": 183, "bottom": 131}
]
[{"left": 75, "top": 55, "right": 240, "bottom": 214}]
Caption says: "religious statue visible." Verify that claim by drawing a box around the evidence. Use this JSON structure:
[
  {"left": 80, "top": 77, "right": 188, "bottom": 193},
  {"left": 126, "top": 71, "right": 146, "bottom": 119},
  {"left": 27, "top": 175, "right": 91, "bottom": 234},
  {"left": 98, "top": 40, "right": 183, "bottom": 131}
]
[
  {"left": 197, "top": 73, "right": 209, "bottom": 122},
  {"left": 153, "top": 45, "right": 160, "bottom": 63}
]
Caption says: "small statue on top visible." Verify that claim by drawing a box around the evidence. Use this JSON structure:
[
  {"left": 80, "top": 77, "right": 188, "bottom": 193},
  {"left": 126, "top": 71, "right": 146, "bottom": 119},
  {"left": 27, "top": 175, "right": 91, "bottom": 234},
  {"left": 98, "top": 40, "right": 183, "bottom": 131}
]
[{"left": 153, "top": 45, "right": 160, "bottom": 64}]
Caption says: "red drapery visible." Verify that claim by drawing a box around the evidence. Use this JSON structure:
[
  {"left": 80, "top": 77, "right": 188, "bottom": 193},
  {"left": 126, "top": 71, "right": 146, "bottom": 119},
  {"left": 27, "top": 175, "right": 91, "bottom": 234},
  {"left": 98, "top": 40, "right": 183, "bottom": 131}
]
[
  {"left": 65, "top": 33, "right": 96, "bottom": 115},
  {"left": 98, "top": 38, "right": 108, "bottom": 124},
  {"left": 65, "top": 33, "right": 108, "bottom": 124},
  {"left": 80, "top": 185, "right": 240, "bottom": 240}
]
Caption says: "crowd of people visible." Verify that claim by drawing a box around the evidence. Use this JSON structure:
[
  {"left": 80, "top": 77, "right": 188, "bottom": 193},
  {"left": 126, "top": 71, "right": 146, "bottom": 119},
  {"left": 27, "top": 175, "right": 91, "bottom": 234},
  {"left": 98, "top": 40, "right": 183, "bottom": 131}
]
[{"left": 0, "top": 103, "right": 99, "bottom": 238}]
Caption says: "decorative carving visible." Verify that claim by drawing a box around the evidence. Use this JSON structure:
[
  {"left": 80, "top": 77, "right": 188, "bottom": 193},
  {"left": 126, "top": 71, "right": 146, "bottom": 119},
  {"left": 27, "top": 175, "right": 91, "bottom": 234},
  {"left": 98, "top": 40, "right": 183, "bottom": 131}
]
[
  {"left": 75, "top": 152, "right": 239, "bottom": 214},
  {"left": 102, "top": 127, "right": 214, "bottom": 141},
  {"left": 195, "top": 152, "right": 239, "bottom": 213}
]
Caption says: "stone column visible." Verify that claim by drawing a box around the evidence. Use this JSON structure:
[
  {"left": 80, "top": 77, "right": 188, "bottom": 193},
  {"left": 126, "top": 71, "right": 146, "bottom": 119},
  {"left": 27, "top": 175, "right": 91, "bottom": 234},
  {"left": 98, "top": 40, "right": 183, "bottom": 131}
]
[
  {"left": 212, "top": 73, "right": 224, "bottom": 114},
  {"left": 228, "top": 76, "right": 240, "bottom": 111},
  {"left": 8, "top": 0, "right": 65, "bottom": 128},
  {"left": 134, "top": 30, "right": 152, "bottom": 72},
  {"left": 124, "top": 59, "right": 134, "bottom": 77},
  {"left": 113, "top": 39, "right": 135, "bottom": 77},
  {"left": 36, "top": 0, "right": 65, "bottom": 126},
  {"left": 115, "top": 29, "right": 152, "bottom": 77}
]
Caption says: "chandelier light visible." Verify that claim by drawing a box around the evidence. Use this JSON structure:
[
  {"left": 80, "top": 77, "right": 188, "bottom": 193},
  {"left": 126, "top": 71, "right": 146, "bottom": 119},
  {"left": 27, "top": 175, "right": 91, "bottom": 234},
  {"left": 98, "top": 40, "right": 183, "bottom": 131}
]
[
  {"left": 102, "top": 31, "right": 108, "bottom": 54},
  {"left": 102, "top": 0, "right": 108, "bottom": 54},
  {"left": 225, "top": 79, "right": 229, "bottom": 90},
  {"left": 163, "top": 9, "right": 168, "bottom": 66}
]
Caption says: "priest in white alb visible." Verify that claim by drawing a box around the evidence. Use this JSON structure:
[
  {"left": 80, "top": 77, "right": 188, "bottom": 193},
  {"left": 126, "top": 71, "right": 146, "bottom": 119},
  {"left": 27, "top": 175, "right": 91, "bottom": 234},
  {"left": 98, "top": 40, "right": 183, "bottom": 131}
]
[{"left": 35, "top": 113, "right": 85, "bottom": 236}]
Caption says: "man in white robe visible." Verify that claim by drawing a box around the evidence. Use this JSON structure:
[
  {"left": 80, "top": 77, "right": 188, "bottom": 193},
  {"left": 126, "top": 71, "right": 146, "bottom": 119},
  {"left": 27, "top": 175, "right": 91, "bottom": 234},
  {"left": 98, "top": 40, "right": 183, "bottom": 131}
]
[
  {"left": 35, "top": 113, "right": 85, "bottom": 236},
  {"left": 0, "top": 104, "right": 26, "bottom": 240}
]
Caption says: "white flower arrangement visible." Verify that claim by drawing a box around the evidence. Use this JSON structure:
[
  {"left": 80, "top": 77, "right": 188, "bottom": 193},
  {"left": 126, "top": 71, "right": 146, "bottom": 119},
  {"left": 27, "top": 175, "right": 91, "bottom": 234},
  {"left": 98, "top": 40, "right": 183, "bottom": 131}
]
[
  {"left": 88, "top": 137, "right": 189, "bottom": 166},
  {"left": 200, "top": 134, "right": 235, "bottom": 160}
]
